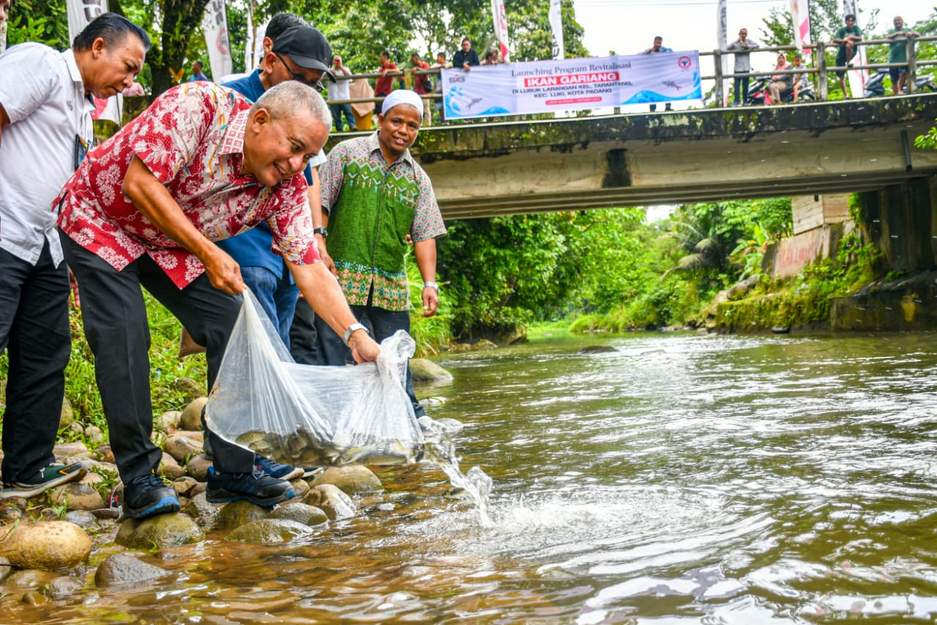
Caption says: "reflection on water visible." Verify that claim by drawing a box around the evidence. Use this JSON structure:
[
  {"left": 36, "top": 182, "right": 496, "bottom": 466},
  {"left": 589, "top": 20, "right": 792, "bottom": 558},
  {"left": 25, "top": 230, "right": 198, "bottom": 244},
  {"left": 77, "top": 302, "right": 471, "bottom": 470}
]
[{"left": 8, "top": 332, "right": 937, "bottom": 623}]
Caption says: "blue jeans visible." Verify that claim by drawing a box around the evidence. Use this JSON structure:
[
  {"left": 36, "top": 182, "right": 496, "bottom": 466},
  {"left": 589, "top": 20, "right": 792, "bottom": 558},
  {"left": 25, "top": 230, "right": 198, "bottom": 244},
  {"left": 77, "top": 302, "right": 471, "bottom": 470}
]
[
  {"left": 240, "top": 266, "right": 299, "bottom": 349},
  {"left": 329, "top": 103, "right": 357, "bottom": 132},
  {"left": 313, "top": 303, "right": 425, "bottom": 418}
]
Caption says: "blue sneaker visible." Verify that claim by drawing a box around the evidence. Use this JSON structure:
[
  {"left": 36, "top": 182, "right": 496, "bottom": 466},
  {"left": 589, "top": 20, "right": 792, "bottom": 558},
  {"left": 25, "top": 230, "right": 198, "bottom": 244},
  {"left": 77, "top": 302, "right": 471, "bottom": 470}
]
[
  {"left": 206, "top": 467, "right": 295, "bottom": 506},
  {"left": 0, "top": 462, "right": 87, "bottom": 500},
  {"left": 122, "top": 471, "right": 181, "bottom": 519},
  {"left": 254, "top": 455, "right": 304, "bottom": 481}
]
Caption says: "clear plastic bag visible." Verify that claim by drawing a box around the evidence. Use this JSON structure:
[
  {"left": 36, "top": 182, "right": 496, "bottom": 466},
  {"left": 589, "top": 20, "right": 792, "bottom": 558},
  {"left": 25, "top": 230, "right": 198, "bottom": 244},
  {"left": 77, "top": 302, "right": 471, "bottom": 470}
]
[{"left": 205, "top": 289, "right": 424, "bottom": 466}]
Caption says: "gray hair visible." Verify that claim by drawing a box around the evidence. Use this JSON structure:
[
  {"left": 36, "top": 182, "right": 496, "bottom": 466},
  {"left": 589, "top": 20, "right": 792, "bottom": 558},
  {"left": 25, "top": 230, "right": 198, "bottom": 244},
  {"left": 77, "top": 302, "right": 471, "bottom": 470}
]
[{"left": 251, "top": 81, "right": 330, "bottom": 131}]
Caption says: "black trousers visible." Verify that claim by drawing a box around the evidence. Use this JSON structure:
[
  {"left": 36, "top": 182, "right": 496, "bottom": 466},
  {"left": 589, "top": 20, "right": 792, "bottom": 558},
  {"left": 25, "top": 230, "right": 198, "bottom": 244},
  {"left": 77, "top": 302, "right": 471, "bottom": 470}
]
[
  {"left": 60, "top": 232, "right": 254, "bottom": 484},
  {"left": 0, "top": 242, "right": 70, "bottom": 483},
  {"left": 313, "top": 301, "right": 426, "bottom": 418},
  {"left": 734, "top": 71, "right": 750, "bottom": 104},
  {"left": 289, "top": 298, "right": 318, "bottom": 365}
]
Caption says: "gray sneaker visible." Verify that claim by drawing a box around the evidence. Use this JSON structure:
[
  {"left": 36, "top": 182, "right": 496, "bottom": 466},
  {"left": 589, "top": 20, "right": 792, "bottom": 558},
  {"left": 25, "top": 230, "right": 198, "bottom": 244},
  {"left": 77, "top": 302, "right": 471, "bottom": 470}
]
[{"left": 0, "top": 463, "right": 87, "bottom": 499}]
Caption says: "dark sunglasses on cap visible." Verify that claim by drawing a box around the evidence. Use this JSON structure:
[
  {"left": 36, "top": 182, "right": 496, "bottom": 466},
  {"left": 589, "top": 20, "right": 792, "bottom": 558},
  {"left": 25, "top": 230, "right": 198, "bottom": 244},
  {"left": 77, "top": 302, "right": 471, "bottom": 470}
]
[{"left": 275, "top": 53, "right": 324, "bottom": 93}]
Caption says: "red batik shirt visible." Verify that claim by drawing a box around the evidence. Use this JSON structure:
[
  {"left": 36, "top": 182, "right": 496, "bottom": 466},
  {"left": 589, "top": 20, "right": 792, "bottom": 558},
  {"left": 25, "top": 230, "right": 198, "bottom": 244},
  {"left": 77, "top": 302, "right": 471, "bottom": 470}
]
[{"left": 56, "top": 82, "right": 319, "bottom": 289}]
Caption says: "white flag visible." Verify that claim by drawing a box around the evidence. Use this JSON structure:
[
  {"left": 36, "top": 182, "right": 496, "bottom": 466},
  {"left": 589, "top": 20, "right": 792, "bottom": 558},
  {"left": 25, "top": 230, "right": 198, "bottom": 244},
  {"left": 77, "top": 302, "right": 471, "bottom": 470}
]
[
  {"left": 202, "top": 0, "right": 232, "bottom": 79},
  {"left": 490, "top": 0, "right": 510, "bottom": 62},
  {"left": 716, "top": 0, "right": 728, "bottom": 105},
  {"left": 66, "top": 0, "right": 122, "bottom": 125},
  {"left": 0, "top": 19, "right": 7, "bottom": 55},
  {"left": 254, "top": 20, "right": 268, "bottom": 71},
  {"left": 549, "top": 0, "right": 564, "bottom": 60},
  {"left": 790, "top": 0, "right": 812, "bottom": 54},
  {"left": 244, "top": 5, "right": 253, "bottom": 73}
]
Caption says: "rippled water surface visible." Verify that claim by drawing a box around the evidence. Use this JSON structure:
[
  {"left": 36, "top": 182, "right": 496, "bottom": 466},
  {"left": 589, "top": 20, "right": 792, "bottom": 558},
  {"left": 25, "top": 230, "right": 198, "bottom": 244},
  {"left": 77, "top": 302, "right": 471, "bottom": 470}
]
[{"left": 10, "top": 332, "right": 937, "bottom": 624}]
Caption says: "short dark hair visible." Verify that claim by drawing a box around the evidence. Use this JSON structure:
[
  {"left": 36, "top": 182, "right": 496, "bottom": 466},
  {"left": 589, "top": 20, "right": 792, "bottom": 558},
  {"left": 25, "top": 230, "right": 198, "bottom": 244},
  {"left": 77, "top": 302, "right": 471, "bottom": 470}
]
[
  {"left": 654, "top": 36, "right": 663, "bottom": 42},
  {"left": 73, "top": 13, "right": 151, "bottom": 52},
  {"left": 845, "top": 13, "right": 856, "bottom": 21},
  {"left": 793, "top": 53, "right": 803, "bottom": 60},
  {"left": 192, "top": 60, "right": 202, "bottom": 69},
  {"left": 381, "top": 50, "right": 390, "bottom": 59},
  {"left": 266, "top": 12, "right": 307, "bottom": 42},
  {"left": 462, "top": 38, "right": 471, "bottom": 44}
]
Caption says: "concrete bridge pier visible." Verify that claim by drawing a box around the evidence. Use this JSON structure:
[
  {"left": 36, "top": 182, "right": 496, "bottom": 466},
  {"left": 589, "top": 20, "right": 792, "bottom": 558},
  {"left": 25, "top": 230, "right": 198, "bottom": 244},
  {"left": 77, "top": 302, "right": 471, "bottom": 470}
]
[{"left": 830, "top": 176, "right": 937, "bottom": 331}]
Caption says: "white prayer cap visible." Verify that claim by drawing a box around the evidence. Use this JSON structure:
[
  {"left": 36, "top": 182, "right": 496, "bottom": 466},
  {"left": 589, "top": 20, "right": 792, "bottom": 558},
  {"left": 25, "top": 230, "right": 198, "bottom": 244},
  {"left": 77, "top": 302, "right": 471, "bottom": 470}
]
[{"left": 381, "top": 89, "right": 424, "bottom": 118}]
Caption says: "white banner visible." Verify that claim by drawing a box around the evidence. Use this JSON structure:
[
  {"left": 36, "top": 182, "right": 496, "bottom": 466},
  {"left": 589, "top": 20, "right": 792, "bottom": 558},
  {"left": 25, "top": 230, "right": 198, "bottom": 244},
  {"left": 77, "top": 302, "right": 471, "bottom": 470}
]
[
  {"left": 549, "top": 0, "right": 564, "bottom": 60},
  {"left": 202, "top": 0, "right": 232, "bottom": 79},
  {"left": 716, "top": 0, "right": 728, "bottom": 105},
  {"left": 66, "top": 0, "right": 122, "bottom": 124},
  {"left": 67, "top": 0, "right": 107, "bottom": 43},
  {"left": 244, "top": 4, "right": 253, "bottom": 73},
  {"left": 442, "top": 52, "right": 702, "bottom": 120},
  {"left": 790, "top": 0, "right": 812, "bottom": 54},
  {"left": 490, "top": 0, "right": 510, "bottom": 62}
]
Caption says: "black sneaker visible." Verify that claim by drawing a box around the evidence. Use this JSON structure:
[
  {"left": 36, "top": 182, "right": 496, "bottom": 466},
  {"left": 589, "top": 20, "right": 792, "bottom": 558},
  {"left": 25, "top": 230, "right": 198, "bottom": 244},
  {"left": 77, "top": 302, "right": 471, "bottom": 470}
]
[
  {"left": 122, "top": 472, "right": 182, "bottom": 519},
  {"left": 254, "top": 455, "right": 304, "bottom": 481},
  {"left": 206, "top": 467, "right": 295, "bottom": 506},
  {"left": 0, "top": 462, "right": 87, "bottom": 499}
]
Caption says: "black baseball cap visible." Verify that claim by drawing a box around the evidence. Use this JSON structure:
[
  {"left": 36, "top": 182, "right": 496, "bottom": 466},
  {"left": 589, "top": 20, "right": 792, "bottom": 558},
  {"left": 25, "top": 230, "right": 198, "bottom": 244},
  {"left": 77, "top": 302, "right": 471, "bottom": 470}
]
[{"left": 271, "top": 25, "right": 336, "bottom": 82}]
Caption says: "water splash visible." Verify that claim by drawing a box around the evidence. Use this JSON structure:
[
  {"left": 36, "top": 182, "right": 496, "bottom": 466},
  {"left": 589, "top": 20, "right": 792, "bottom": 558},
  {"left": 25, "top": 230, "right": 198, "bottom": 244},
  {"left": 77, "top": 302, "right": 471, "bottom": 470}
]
[{"left": 423, "top": 437, "right": 494, "bottom": 527}]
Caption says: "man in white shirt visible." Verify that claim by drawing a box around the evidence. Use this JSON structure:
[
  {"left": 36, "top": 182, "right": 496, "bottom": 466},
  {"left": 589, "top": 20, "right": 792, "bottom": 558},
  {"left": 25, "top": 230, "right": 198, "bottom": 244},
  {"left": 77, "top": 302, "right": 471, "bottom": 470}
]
[
  {"left": 0, "top": 12, "right": 149, "bottom": 499},
  {"left": 328, "top": 56, "right": 356, "bottom": 132}
]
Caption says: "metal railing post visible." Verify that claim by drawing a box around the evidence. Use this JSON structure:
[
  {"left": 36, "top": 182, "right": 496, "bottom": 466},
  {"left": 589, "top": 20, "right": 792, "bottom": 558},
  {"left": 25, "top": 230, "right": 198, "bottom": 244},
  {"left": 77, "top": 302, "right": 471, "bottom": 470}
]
[
  {"left": 817, "top": 42, "right": 828, "bottom": 101},
  {"left": 714, "top": 49, "right": 724, "bottom": 105},
  {"left": 907, "top": 37, "right": 917, "bottom": 94}
]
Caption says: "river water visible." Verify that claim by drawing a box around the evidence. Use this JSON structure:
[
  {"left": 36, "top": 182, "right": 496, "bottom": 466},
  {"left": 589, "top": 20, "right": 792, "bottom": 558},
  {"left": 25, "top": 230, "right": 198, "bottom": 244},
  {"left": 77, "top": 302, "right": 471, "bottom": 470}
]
[{"left": 9, "top": 331, "right": 937, "bottom": 624}]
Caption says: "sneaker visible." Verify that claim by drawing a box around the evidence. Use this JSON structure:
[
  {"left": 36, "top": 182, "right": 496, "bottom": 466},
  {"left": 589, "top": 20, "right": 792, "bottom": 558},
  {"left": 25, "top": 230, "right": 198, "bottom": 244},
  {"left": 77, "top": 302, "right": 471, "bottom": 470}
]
[
  {"left": 206, "top": 467, "right": 295, "bottom": 506},
  {"left": 254, "top": 455, "right": 304, "bottom": 481},
  {"left": 122, "top": 472, "right": 181, "bottom": 519},
  {"left": 0, "top": 462, "right": 87, "bottom": 499}
]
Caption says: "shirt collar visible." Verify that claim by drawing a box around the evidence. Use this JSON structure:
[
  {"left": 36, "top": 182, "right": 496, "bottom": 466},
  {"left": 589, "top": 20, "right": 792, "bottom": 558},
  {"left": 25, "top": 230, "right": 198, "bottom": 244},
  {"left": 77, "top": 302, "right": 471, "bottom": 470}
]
[
  {"left": 366, "top": 131, "right": 414, "bottom": 167},
  {"left": 220, "top": 109, "right": 250, "bottom": 155},
  {"left": 63, "top": 49, "right": 95, "bottom": 107}
]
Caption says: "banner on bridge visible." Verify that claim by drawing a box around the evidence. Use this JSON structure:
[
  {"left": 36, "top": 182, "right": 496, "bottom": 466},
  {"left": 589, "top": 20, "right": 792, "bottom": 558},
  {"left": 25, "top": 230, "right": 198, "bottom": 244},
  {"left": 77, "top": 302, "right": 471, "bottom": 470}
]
[{"left": 441, "top": 52, "right": 701, "bottom": 120}]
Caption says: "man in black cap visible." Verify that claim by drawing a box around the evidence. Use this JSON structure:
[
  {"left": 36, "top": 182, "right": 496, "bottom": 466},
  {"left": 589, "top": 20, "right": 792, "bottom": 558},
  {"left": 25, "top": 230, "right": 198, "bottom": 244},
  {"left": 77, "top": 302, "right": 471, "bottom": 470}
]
[{"left": 214, "top": 22, "right": 336, "bottom": 482}]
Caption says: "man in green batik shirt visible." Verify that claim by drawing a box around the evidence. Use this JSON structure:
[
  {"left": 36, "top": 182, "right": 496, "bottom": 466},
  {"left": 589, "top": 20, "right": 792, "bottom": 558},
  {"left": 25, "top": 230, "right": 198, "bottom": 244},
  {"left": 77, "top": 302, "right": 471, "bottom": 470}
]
[
  {"left": 886, "top": 16, "right": 920, "bottom": 96},
  {"left": 312, "top": 89, "right": 446, "bottom": 418}
]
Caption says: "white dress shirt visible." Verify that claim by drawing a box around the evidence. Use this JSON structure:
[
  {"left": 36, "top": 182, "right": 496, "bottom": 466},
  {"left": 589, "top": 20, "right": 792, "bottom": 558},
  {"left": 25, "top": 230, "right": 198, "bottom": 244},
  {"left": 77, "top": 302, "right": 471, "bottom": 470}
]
[{"left": 0, "top": 44, "right": 95, "bottom": 266}]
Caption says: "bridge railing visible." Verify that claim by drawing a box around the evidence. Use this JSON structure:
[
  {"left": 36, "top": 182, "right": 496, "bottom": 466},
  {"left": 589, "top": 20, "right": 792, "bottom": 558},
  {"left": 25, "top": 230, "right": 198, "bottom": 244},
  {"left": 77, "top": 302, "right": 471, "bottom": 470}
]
[
  {"left": 323, "top": 36, "right": 937, "bottom": 125},
  {"left": 704, "top": 35, "right": 937, "bottom": 103}
]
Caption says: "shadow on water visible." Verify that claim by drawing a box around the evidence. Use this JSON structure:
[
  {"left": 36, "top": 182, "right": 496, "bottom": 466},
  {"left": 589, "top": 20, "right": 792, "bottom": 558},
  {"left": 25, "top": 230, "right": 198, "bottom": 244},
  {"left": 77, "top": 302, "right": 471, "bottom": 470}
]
[{"left": 7, "top": 331, "right": 937, "bottom": 623}]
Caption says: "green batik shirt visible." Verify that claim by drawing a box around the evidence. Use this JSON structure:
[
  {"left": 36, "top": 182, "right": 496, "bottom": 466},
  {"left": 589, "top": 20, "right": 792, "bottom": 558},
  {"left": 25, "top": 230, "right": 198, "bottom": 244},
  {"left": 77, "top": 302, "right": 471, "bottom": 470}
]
[{"left": 319, "top": 132, "right": 446, "bottom": 311}]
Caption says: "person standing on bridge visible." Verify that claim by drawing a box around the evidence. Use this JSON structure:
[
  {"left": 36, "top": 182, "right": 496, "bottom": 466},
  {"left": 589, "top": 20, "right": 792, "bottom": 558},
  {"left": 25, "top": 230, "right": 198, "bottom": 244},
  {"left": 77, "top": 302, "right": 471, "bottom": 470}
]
[
  {"left": 726, "top": 28, "right": 759, "bottom": 106},
  {"left": 643, "top": 36, "right": 673, "bottom": 112},
  {"left": 833, "top": 14, "right": 862, "bottom": 98},
  {"left": 311, "top": 90, "right": 446, "bottom": 419},
  {"left": 886, "top": 16, "right": 920, "bottom": 96}
]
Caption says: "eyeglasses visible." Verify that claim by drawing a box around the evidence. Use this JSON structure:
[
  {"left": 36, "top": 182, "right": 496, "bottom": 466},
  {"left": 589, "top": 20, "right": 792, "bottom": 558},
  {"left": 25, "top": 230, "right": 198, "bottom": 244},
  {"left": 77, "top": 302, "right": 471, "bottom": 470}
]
[{"left": 275, "top": 53, "right": 324, "bottom": 93}]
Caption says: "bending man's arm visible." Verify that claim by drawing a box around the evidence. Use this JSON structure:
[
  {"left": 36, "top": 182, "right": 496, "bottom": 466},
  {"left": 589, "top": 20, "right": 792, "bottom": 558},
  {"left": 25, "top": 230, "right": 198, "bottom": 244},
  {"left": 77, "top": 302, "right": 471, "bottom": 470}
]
[
  {"left": 414, "top": 238, "right": 439, "bottom": 317},
  {"left": 0, "top": 103, "right": 9, "bottom": 149},
  {"left": 287, "top": 260, "right": 381, "bottom": 362},
  {"left": 122, "top": 156, "right": 244, "bottom": 294}
]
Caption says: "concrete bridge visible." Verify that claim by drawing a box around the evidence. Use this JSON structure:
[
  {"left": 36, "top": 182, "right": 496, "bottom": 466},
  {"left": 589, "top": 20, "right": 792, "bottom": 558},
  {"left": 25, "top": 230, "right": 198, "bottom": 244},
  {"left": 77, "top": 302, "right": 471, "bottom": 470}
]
[{"left": 324, "top": 94, "right": 937, "bottom": 220}]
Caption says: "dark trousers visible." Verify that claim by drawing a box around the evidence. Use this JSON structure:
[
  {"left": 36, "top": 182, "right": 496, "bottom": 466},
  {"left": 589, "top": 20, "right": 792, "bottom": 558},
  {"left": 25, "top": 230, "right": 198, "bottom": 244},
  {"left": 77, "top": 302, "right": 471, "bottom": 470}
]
[
  {"left": 60, "top": 233, "right": 255, "bottom": 484},
  {"left": 0, "top": 242, "right": 70, "bottom": 483},
  {"left": 313, "top": 301, "right": 425, "bottom": 418},
  {"left": 329, "top": 103, "right": 357, "bottom": 132},
  {"left": 734, "top": 71, "right": 750, "bottom": 104},
  {"left": 289, "top": 298, "right": 318, "bottom": 365}
]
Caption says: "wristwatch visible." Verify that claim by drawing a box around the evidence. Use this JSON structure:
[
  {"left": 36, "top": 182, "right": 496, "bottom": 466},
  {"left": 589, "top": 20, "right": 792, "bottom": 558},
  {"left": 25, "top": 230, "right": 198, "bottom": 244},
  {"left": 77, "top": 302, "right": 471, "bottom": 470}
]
[
  {"left": 313, "top": 227, "right": 328, "bottom": 238},
  {"left": 342, "top": 322, "right": 369, "bottom": 346},
  {"left": 423, "top": 281, "right": 439, "bottom": 292}
]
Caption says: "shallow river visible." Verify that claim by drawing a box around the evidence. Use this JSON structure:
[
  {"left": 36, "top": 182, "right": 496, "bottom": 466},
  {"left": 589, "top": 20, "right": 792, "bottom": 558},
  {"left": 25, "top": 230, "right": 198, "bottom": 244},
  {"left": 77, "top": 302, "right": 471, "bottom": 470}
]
[{"left": 11, "top": 331, "right": 937, "bottom": 624}]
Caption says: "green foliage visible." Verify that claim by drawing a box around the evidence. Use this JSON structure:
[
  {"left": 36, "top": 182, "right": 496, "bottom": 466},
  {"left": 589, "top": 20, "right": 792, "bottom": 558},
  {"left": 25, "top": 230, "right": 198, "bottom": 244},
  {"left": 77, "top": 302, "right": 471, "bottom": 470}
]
[
  {"left": 407, "top": 253, "right": 452, "bottom": 356},
  {"left": 5, "top": 0, "right": 67, "bottom": 47}
]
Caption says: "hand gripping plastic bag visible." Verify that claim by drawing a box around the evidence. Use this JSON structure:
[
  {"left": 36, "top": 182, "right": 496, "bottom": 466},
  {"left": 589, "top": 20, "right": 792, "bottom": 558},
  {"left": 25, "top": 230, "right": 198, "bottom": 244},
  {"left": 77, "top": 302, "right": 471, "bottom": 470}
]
[{"left": 205, "top": 289, "right": 424, "bottom": 466}]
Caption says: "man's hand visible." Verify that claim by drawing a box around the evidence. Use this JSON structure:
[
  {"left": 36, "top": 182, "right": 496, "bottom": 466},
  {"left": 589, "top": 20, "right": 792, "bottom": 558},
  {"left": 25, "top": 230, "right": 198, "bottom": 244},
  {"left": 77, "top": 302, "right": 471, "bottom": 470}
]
[
  {"left": 68, "top": 266, "right": 81, "bottom": 307},
  {"left": 202, "top": 245, "right": 244, "bottom": 295},
  {"left": 422, "top": 286, "right": 439, "bottom": 317},
  {"left": 348, "top": 331, "right": 381, "bottom": 363}
]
